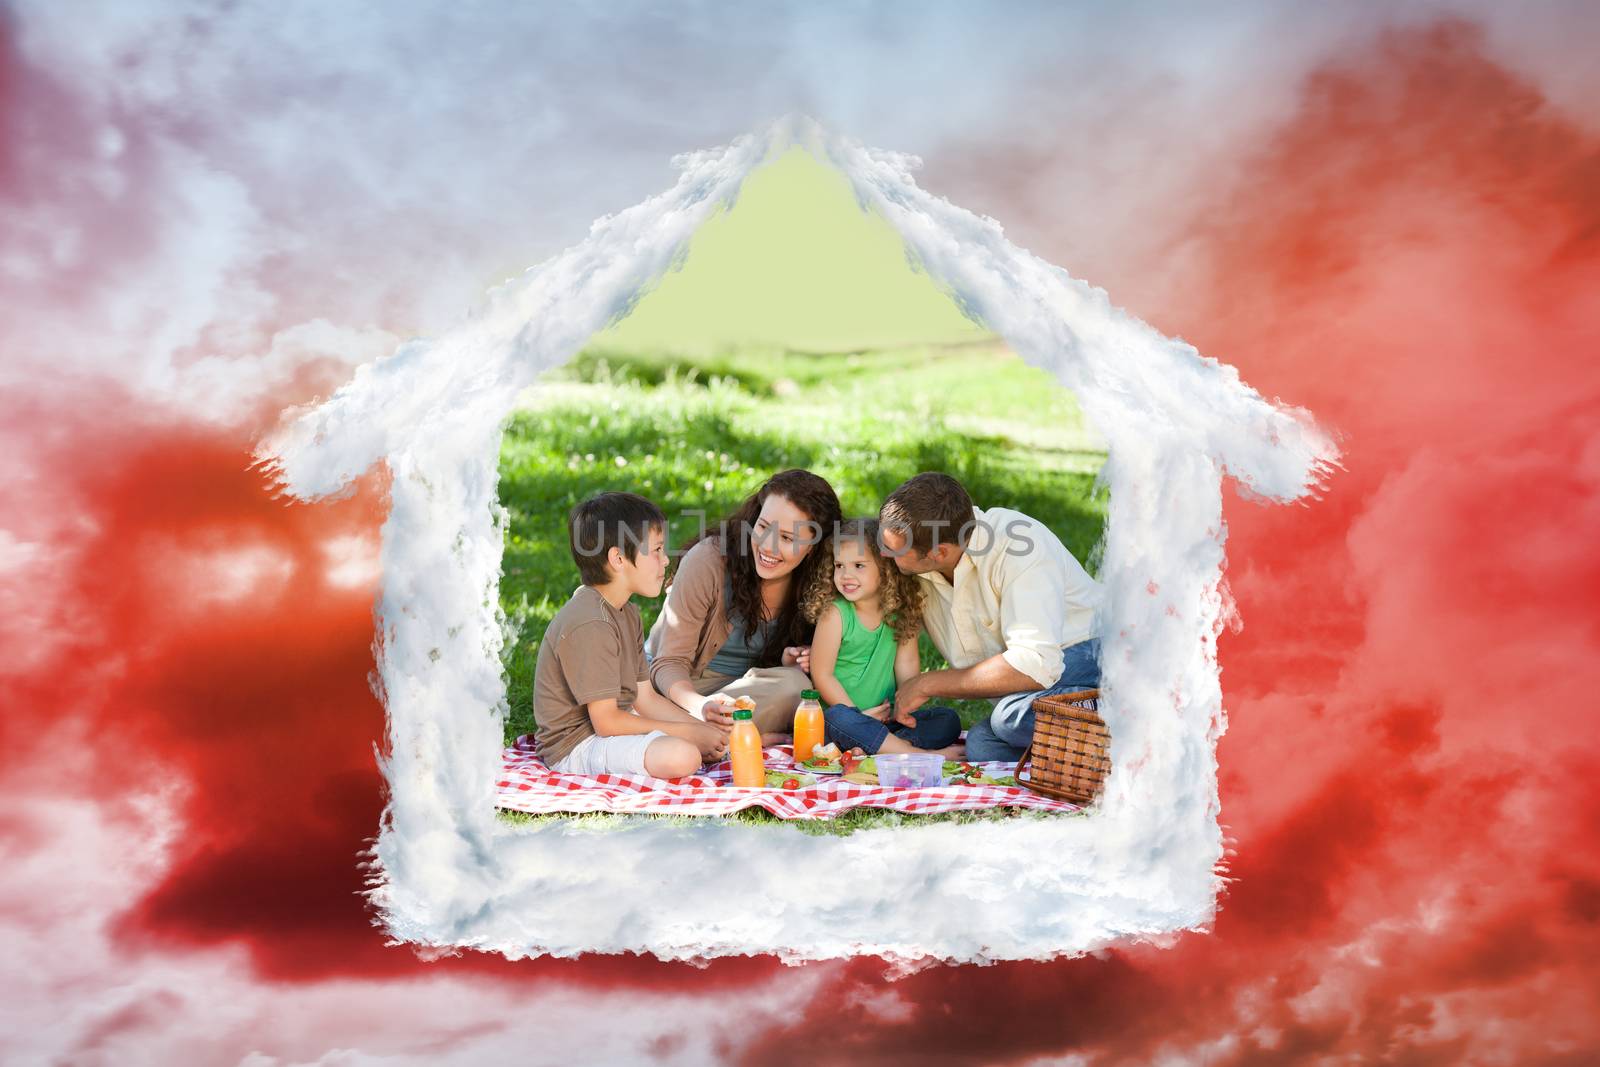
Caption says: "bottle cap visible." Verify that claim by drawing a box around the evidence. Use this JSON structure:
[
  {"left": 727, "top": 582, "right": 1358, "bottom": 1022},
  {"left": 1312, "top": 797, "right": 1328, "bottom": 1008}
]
[
  {"left": 732, "top": 708, "right": 753, "bottom": 721},
  {"left": 800, "top": 689, "right": 820, "bottom": 701}
]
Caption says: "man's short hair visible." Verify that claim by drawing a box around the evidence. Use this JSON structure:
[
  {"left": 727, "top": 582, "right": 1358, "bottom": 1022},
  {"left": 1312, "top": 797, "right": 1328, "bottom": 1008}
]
[
  {"left": 879, "top": 472, "right": 975, "bottom": 554},
  {"left": 568, "top": 491, "right": 666, "bottom": 586}
]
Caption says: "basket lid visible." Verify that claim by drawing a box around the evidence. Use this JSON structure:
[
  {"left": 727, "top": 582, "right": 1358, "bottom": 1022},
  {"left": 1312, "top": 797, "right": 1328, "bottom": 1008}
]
[{"left": 1033, "top": 690, "right": 1103, "bottom": 724}]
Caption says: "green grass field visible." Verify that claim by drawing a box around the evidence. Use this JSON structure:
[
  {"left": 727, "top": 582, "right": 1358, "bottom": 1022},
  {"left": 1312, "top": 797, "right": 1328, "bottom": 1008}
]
[{"left": 494, "top": 339, "right": 1107, "bottom": 834}]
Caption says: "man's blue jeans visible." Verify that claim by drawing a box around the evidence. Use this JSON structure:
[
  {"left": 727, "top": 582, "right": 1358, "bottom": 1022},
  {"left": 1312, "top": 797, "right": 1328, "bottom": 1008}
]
[
  {"left": 822, "top": 703, "right": 962, "bottom": 755},
  {"left": 963, "top": 639, "right": 1102, "bottom": 764}
]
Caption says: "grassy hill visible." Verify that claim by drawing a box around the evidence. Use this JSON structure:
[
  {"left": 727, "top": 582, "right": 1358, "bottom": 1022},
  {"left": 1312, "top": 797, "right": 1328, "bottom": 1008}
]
[{"left": 498, "top": 340, "right": 1108, "bottom": 747}]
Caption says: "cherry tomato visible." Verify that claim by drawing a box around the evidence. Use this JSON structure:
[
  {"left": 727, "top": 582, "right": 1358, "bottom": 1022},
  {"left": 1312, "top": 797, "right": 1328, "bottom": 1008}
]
[{"left": 783, "top": 777, "right": 799, "bottom": 790}]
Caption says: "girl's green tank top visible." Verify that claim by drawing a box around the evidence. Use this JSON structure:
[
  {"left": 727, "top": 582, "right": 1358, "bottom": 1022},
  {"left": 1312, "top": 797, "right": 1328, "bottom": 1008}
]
[{"left": 832, "top": 597, "right": 899, "bottom": 710}]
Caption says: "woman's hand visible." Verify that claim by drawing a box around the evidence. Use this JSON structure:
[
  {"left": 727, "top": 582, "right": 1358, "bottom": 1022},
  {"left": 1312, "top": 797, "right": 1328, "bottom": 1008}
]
[
  {"left": 861, "top": 702, "right": 893, "bottom": 722},
  {"left": 782, "top": 645, "right": 812, "bottom": 674},
  {"left": 699, "top": 694, "right": 736, "bottom": 730}
]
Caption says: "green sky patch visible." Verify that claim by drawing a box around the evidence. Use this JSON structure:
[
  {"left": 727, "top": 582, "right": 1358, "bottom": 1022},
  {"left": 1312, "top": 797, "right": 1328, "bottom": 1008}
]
[{"left": 594, "top": 147, "right": 992, "bottom": 353}]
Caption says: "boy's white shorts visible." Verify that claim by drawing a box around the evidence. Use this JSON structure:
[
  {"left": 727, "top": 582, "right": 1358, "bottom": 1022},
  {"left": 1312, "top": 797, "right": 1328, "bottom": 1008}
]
[{"left": 549, "top": 730, "right": 669, "bottom": 776}]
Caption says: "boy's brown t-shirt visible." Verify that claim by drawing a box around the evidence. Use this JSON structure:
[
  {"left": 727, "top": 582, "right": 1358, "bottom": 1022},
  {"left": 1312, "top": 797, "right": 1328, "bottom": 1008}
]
[{"left": 533, "top": 585, "right": 646, "bottom": 767}]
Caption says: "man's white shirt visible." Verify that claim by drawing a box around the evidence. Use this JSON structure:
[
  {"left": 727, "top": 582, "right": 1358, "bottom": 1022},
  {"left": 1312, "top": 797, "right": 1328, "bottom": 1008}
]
[{"left": 914, "top": 506, "right": 1101, "bottom": 689}]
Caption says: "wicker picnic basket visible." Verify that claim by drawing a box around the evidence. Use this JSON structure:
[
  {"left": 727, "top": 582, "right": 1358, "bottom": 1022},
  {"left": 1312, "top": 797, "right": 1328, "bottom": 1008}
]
[{"left": 1016, "top": 689, "right": 1109, "bottom": 805}]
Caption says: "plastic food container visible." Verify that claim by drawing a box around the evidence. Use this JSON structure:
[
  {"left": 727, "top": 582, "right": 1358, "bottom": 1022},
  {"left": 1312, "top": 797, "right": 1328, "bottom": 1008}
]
[{"left": 875, "top": 752, "right": 943, "bottom": 788}]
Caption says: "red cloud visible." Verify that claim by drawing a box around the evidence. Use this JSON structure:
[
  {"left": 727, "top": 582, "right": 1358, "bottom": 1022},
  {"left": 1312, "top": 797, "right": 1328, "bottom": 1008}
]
[
  {"left": 3, "top": 14, "right": 1597, "bottom": 1064},
  {"left": 733, "top": 20, "right": 1600, "bottom": 1065},
  {"left": 1, "top": 384, "right": 781, "bottom": 998}
]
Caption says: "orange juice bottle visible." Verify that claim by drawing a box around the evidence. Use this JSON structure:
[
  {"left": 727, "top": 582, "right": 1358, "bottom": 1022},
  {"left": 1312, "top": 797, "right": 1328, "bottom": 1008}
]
[
  {"left": 792, "top": 689, "right": 825, "bottom": 763},
  {"left": 730, "top": 708, "right": 765, "bottom": 787}
]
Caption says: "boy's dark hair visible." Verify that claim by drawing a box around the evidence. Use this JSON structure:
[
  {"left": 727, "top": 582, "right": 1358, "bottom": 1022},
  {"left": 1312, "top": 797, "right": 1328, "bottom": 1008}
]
[
  {"left": 879, "top": 472, "right": 975, "bottom": 554},
  {"left": 568, "top": 491, "right": 666, "bottom": 586}
]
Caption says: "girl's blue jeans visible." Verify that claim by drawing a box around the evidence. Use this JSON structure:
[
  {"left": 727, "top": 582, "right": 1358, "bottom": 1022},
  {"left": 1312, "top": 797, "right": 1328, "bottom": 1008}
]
[{"left": 822, "top": 702, "right": 962, "bottom": 755}]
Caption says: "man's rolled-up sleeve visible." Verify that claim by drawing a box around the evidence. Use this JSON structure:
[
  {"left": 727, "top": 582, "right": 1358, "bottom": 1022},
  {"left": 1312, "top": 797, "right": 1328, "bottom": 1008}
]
[{"left": 997, "top": 553, "right": 1067, "bottom": 689}]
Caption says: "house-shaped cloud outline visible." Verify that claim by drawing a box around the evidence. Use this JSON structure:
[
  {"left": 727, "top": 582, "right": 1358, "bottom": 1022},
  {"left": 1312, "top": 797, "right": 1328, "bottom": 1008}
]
[{"left": 259, "top": 116, "right": 1338, "bottom": 963}]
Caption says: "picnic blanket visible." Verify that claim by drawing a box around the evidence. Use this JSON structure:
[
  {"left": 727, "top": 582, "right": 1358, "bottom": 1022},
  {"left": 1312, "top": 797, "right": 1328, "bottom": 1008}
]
[{"left": 496, "top": 736, "right": 1083, "bottom": 821}]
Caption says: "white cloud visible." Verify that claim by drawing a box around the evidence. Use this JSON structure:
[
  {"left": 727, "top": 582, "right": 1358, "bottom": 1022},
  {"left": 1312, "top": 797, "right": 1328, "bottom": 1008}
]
[
  {"left": 320, "top": 532, "right": 382, "bottom": 591},
  {"left": 3, "top": 1, "right": 1586, "bottom": 425},
  {"left": 145, "top": 535, "right": 297, "bottom": 611},
  {"left": 259, "top": 119, "right": 1336, "bottom": 963}
]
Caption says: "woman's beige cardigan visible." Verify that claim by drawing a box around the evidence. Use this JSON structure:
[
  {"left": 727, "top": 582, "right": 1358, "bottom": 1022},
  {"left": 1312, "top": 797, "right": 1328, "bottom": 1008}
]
[{"left": 646, "top": 538, "right": 738, "bottom": 695}]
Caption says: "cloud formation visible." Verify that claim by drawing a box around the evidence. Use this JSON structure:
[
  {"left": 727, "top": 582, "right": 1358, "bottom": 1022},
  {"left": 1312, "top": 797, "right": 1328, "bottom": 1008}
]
[
  {"left": 733, "top": 20, "right": 1600, "bottom": 1063},
  {"left": 3, "top": 3, "right": 1597, "bottom": 1063}
]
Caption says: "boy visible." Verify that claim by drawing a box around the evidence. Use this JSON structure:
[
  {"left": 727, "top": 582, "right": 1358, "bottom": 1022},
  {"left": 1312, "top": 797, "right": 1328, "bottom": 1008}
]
[{"left": 534, "top": 491, "right": 729, "bottom": 778}]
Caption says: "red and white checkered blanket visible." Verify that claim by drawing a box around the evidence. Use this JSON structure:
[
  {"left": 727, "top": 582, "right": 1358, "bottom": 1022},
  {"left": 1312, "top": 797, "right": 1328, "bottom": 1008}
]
[{"left": 496, "top": 736, "right": 1082, "bottom": 821}]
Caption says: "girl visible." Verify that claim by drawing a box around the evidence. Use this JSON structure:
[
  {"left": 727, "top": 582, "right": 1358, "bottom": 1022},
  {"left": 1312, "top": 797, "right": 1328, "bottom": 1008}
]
[{"left": 801, "top": 518, "right": 963, "bottom": 756}]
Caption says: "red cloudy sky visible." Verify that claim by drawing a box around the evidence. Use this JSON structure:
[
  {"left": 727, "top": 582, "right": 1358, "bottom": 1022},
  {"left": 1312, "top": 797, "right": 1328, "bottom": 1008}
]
[{"left": 3, "top": 5, "right": 1598, "bottom": 1064}]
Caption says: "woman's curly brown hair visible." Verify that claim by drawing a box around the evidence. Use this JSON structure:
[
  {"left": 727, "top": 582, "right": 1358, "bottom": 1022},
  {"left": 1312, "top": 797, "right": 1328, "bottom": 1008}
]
[
  {"left": 672, "top": 469, "right": 843, "bottom": 666},
  {"left": 801, "top": 517, "right": 924, "bottom": 643}
]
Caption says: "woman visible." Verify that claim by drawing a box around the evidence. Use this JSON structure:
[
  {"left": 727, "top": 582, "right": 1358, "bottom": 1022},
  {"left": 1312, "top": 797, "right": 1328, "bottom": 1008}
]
[{"left": 646, "top": 468, "right": 842, "bottom": 740}]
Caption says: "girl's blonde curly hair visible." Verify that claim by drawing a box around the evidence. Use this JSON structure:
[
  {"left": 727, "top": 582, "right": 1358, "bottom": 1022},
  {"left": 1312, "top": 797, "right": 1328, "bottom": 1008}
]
[{"left": 800, "top": 517, "right": 924, "bottom": 643}]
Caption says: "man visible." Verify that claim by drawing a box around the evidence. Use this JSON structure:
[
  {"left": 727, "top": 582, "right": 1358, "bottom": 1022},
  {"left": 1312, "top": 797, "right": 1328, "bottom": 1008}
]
[{"left": 878, "top": 472, "right": 1101, "bottom": 764}]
